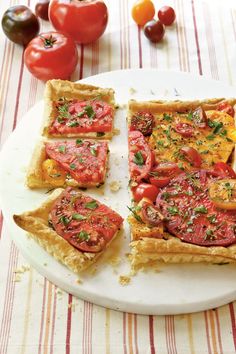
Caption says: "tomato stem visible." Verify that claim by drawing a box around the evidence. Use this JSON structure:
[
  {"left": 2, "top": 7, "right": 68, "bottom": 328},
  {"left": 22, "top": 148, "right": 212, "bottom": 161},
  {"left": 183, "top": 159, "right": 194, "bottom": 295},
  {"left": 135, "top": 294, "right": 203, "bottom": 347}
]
[{"left": 40, "top": 35, "right": 57, "bottom": 48}]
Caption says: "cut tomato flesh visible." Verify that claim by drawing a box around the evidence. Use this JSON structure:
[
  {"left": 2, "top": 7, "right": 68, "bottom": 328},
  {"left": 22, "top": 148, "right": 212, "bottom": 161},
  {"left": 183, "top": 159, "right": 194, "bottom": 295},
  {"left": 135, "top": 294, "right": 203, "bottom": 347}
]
[{"left": 157, "top": 171, "right": 236, "bottom": 247}]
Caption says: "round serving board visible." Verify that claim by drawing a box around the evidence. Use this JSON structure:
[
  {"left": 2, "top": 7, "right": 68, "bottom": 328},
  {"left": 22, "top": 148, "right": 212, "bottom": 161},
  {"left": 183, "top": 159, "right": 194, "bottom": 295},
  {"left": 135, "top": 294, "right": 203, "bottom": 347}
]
[{"left": 0, "top": 69, "right": 236, "bottom": 315}]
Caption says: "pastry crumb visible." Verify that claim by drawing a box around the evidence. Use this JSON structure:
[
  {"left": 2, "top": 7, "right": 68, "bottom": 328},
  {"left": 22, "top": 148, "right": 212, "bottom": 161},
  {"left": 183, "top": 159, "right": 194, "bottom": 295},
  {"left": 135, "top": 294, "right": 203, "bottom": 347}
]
[
  {"left": 14, "top": 265, "right": 30, "bottom": 274},
  {"left": 118, "top": 103, "right": 127, "bottom": 109},
  {"left": 119, "top": 275, "right": 131, "bottom": 286},
  {"left": 114, "top": 158, "right": 120, "bottom": 166},
  {"left": 76, "top": 278, "right": 83, "bottom": 284},
  {"left": 109, "top": 180, "right": 121, "bottom": 192},
  {"left": 113, "top": 128, "right": 120, "bottom": 136},
  {"left": 14, "top": 274, "right": 22, "bottom": 282},
  {"left": 108, "top": 256, "right": 121, "bottom": 267},
  {"left": 129, "top": 87, "right": 137, "bottom": 94}
]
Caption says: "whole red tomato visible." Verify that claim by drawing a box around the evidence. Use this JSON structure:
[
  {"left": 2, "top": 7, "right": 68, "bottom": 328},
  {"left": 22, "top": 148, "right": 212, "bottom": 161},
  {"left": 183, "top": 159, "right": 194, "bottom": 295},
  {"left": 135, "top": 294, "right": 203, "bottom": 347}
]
[
  {"left": 49, "top": 0, "right": 108, "bottom": 45},
  {"left": 24, "top": 31, "right": 78, "bottom": 81}
]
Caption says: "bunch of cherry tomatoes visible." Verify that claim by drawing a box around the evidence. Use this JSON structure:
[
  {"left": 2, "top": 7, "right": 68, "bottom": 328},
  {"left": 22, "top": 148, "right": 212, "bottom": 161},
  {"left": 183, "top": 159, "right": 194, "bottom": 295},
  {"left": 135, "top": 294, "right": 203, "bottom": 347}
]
[
  {"left": 1, "top": 0, "right": 108, "bottom": 81},
  {"left": 132, "top": 0, "right": 176, "bottom": 42}
]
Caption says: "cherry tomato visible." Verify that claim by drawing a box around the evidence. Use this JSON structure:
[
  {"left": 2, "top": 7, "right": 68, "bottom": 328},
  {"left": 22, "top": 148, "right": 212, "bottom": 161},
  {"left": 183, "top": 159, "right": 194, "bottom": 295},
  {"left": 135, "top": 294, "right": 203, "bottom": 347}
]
[
  {"left": 131, "top": 0, "right": 155, "bottom": 26},
  {"left": 192, "top": 106, "right": 207, "bottom": 128},
  {"left": 49, "top": 0, "right": 108, "bottom": 44},
  {"left": 133, "top": 183, "right": 160, "bottom": 202},
  {"left": 151, "top": 162, "right": 181, "bottom": 178},
  {"left": 174, "top": 122, "right": 194, "bottom": 137},
  {"left": 144, "top": 19, "right": 165, "bottom": 43},
  {"left": 180, "top": 146, "right": 202, "bottom": 168},
  {"left": 213, "top": 162, "right": 236, "bottom": 179},
  {"left": 130, "top": 111, "right": 154, "bottom": 136},
  {"left": 158, "top": 6, "right": 176, "bottom": 26},
  {"left": 217, "top": 102, "right": 234, "bottom": 117},
  {"left": 149, "top": 176, "right": 170, "bottom": 188},
  {"left": 35, "top": 1, "right": 50, "bottom": 21},
  {"left": 141, "top": 200, "right": 164, "bottom": 226},
  {"left": 24, "top": 31, "right": 78, "bottom": 81},
  {"left": 1, "top": 5, "right": 40, "bottom": 46},
  {"left": 209, "top": 179, "right": 236, "bottom": 210}
]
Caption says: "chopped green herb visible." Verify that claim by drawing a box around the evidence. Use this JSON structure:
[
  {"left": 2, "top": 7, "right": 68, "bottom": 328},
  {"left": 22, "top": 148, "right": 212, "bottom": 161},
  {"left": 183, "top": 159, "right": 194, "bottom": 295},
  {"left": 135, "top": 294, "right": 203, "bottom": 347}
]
[
  {"left": 213, "top": 122, "right": 223, "bottom": 134},
  {"left": 163, "top": 113, "right": 172, "bottom": 122},
  {"left": 187, "top": 112, "right": 193, "bottom": 121},
  {"left": 186, "top": 228, "right": 193, "bottom": 233},
  {"left": 224, "top": 182, "right": 233, "bottom": 198},
  {"left": 201, "top": 150, "right": 209, "bottom": 154},
  {"left": 206, "top": 134, "right": 215, "bottom": 140},
  {"left": 68, "top": 121, "right": 80, "bottom": 127},
  {"left": 58, "top": 145, "right": 66, "bottom": 154},
  {"left": 193, "top": 205, "right": 208, "bottom": 214},
  {"left": 187, "top": 220, "right": 193, "bottom": 225},
  {"left": 84, "top": 200, "right": 98, "bottom": 209},
  {"left": 59, "top": 215, "right": 70, "bottom": 225},
  {"left": 90, "top": 147, "right": 97, "bottom": 156},
  {"left": 76, "top": 139, "right": 83, "bottom": 145},
  {"left": 84, "top": 105, "right": 95, "bottom": 119},
  {"left": 72, "top": 213, "right": 87, "bottom": 221},
  {"left": 77, "top": 231, "right": 90, "bottom": 241},
  {"left": 70, "top": 163, "right": 76, "bottom": 170},
  {"left": 162, "top": 192, "right": 171, "bottom": 200},
  {"left": 127, "top": 206, "right": 143, "bottom": 223},
  {"left": 167, "top": 206, "right": 179, "bottom": 215},
  {"left": 196, "top": 140, "right": 203, "bottom": 146},
  {"left": 97, "top": 132, "right": 105, "bottom": 137},
  {"left": 184, "top": 190, "right": 193, "bottom": 196},
  {"left": 207, "top": 214, "right": 217, "bottom": 224},
  {"left": 133, "top": 151, "right": 144, "bottom": 166}
]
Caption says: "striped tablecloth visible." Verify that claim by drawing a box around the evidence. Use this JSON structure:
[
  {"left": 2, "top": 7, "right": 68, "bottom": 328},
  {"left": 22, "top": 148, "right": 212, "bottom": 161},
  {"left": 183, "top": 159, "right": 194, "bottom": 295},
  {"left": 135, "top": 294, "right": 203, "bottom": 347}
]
[{"left": 1, "top": 0, "right": 236, "bottom": 353}]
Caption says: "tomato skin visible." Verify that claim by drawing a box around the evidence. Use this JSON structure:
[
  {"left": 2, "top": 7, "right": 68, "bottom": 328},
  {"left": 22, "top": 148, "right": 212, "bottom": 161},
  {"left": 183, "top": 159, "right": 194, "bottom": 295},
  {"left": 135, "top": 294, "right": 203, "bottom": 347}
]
[
  {"left": 180, "top": 146, "right": 202, "bottom": 168},
  {"left": 192, "top": 106, "right": 207, "bottom": 128},
  {"left": 144, "top": 20, "right": 165, "bottom": 43},
  {"left": 217, "top": 102, "right": 234, "bottom": 117},
  {"left": 1, "top": 5, "right": 40, "bottom": 46},
  {"left": 151, "top": 162, "right": 182, "bottom": 178},
  {"left": 133, "top": 183, "right": 159, "bottom": 202},
  {"left": 158, "top": 6, "right": 176, "bottom": 26},
  {"left": 174, "top": 122, "right": 194, "bottom": 137},
  {"left": 141, "top": 200, "right": 163, "bottom": 226},
  {"left": 149, "top": 176, "right": 170, "bottom": 188},
  {"left": 132, "top": 0, "right": 155, "bottom": 26},
  {"left": 130, "top": 111, "right": 154, "bottom": 136},
  {"left": 213, "top": 162, "right": 236, "bottom": 179},
  {"left": 35, "top": 1, "right": 50, "bottom": 21},
  {"left": 49, "top": 0, "right": 108, "bottom": 44},
  {"left": 24, "top": 31, "right": 78, "bottom": 81}
]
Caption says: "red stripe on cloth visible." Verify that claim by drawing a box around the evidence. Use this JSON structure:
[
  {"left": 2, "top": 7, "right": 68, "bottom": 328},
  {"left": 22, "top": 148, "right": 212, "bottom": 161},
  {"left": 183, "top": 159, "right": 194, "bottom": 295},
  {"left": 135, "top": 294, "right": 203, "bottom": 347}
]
[
  {"left": 65, "top": 294, "right": 73, "bottom": 354},
  {"left": 119, "top": 0, "right": 124, "bottom": 69},
  {"left": 123, "top": 313, "right": 128, "bottom": 354},
  {"left": 12, "top": 50, "right": 25, "bottom": 130},
  {"left": 125, "top": 0, "right": 131, "bottom": 69},
  {"left": 49, "top": 286, "right": 57, "bottom": 354},
  {"left": 229, "top": 303, "right": 236, "bottom": 351},
  {"left": 0, "top": 244, "right": 18, "bottom": 354},
  {"left": 134, "top": 314, "right": 139, "bottom": 354},
  {"left": 138, "top": 26, "right": 143, "bottom": 69},
  {"left": 204, "top": 311, "right": 213, "bottom": 354},
  {"left": 149, "top": 315, "right": 155, "bottom": 354},
  {"left": 0, "top": 212, "right": 3, "bottom": 240},
  {"left": 82, "top": 301, "right": 93, "bottom": 354},
  {"left": 191, "top": 0, "right": 203, "bottom": 75},
  {"left": 214, "top": 309, "right": 223, "bottom": 354},
  {"left": 38, "top": 278, "right": 47, "bottom": 354},
  {"left": 79, "top": 45, "right": 84, "bottom": 80}
]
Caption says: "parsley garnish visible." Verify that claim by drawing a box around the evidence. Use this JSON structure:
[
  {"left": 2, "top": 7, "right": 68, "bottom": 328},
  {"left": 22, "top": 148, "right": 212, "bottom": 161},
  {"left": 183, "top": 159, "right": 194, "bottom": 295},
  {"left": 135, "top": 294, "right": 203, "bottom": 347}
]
[
  {"left": 84, "top": 105, "right": 95, "bottom": 119},
  {"left": 90, "top": 147, "right": 97, "bottom": 156},
  {"left": 167, "top": 206, "right": 179, "bottom": 215},
  {"left": 58, "top": 145, "right": 66, "bottom": 154},
  {"left": 193, "top": 205, "right": 208, "bottom": 214},
  {"left": 224, "top": 182, "right": 233, "bottom": 198},
  {"left": 77, "top": 231, "right": 90, "bottom": 241},
  {"left": 57, "top": 103, "right": 71, "bottom": 121},
  {"left": 133, "top": 151, "right": 144, "bottom": 166},
  {"left": 163, "top": 113, "right": 172, "bottom": 122},
  {"left": 76, "top": 139, "right": 83, "bottom": 145},
  {"left": 68, "top": 121, "right": 80, "bottom": 127},
  {"left": 84, "top": 200, "right": 98, "bottom": 209},
  {"left": 206, "top": 134, "right": 215, "bottom": 140},
  {"left": 70, "top": 163, "right": 76, "bottom": 170},
  {"left": 207, "top": 214, "right": 217, "bottom": 224},
  {"left": 127, "top": 206, "right": 143, "bottom": 223},
  {"left": 72, "top": 213, "right": 87, "bottom": 221},
  {"left": 59, "top": 215, "right": 70, "bottom": 225}
]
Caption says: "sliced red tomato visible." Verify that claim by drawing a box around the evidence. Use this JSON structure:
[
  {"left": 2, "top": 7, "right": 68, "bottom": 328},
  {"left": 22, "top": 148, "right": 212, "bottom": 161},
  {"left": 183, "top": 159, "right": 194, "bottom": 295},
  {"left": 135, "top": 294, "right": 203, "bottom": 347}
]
[
  {"left": 192, "top": 106, "right": 207, "bottom": 128},
  {"left": 150, "top": 162, "right": 182, "bottom": 178},
  {"left": 180, "top": 146, "right": 202, "bottom": 168},
  {"left": 140, "top": 200, "right": 164, "bottom": 226},
  {"left": 157, "top": 171, "right": 236, "bottom": 247},
  {"left": 213, "top": 162, "right": 236, "bottom": 179},
  {"left": 50, "top": 187, "right": 123, "bottom": 253},
  {"left": 217, "top": 102, "right": 234, "bottom": 117},
  {"left": 130, "top": 111, "right": 154, "bottom": 136},
  {"left": 173, "top": 122, "right": 194, "bottom": 137},
  {"left": 128, "top": 130, "right": 154, "bottom": 182},
  {"left": 49, "top": 99, "right": 113, "bottom": 134},
  {"left": 149, "top": 176, "right": 170, "bottom": 188},
  {"left": 45, "top": 140, "right": 108, "bottom": 185},
  {"left": 133, "top": 183, "right": 159, "bottom": 202}
]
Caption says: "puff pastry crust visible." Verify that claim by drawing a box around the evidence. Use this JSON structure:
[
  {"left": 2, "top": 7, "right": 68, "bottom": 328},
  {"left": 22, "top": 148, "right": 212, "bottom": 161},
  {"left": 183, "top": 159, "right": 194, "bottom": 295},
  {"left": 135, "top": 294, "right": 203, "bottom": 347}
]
[
  {"left": 13, "top": 189, "right": 118, "bottom": 274},
  {"left": 26, "top": 139, "right": 108, "bottom": 189},
  {"left": 42, "top": 79, "right": 116, "bottom": 139}
]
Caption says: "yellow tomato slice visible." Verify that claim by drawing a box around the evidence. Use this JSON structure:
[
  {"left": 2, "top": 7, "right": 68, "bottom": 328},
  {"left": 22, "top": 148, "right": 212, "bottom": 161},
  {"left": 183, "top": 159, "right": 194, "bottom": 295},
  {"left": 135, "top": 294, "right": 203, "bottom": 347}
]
[
  {"left": 42, "top": 159, "right": 66, "bottom": 186},
  {"left": 209, "top": 179, "right": 236, "bottom": 210}
]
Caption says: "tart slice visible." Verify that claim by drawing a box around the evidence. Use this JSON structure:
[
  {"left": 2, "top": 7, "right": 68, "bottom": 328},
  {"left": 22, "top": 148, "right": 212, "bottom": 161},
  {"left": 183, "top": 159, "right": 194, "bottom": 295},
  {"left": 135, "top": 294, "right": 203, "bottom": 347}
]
[
  {"left": 42, "top": 80, "right": 116, "bottom": 139},
  {"left": 13, "top": 187, "right": 124, "bottom": 274},
  {"left": 26, "top": 139, "right": 109, "bottom": 189}
]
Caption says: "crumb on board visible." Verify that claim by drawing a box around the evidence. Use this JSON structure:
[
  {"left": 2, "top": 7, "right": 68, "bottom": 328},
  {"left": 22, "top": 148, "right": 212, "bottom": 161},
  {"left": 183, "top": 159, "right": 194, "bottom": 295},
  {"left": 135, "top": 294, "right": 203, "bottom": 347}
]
[
  {"left": 13, "top": 274, "right": 22, "bottom": 282},
  {"left": 76, "top": 278, "right": 83, "bottom": 284},
  {"left": 117, "top": 103, "right": 127, "bottom": 109},
  {"left": 113, "top": 128, "right": 120, "bottom": 136},
  {"left": 114, "top": 158, "right": 120, "bottom": 166},
  {"left": 14, "top": 265, "right": 30, "bottom": 274},
  {"left": 108, "top": 256, "right": 121, "bottom": 267},
  {"left": 129, "top": 87, "right": 137, "bottom": 94},
  {"left": 119, "top": 275, "right": 131, "bottom": 286},
  {"left": 109, "top": 180, "right": 121, "bottom": 192}
]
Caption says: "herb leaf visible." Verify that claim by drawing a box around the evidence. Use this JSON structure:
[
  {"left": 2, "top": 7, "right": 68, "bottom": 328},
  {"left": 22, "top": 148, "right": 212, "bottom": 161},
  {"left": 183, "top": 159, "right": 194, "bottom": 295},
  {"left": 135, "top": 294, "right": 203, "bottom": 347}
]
[
  {"left": 59, "top": 215, "right": 70, "bottom": 225},
  {"left": 77, "top": 231, "right": 90, "bottom": 241},
  {"left": 167, "top": 206, "right": 179, "bottom": 215},
  {"left": 72, "top": 213, "right": 87, "bottom": 221},
  {"left": 133, "top": 151, "right": 144, "bottom": 166},
  {"left": 58, "top": 145, "right": 66, "bottom": 154},
  {"left": 76, "top": 139, "right": 83, "bottom": 145},
  {"left": 127, "top": 206, "right": 143, "bottom": 223},
  {"left": 193, "top": 205, "right": 208, "bottom": 214},
  {"left": 84, "top": 200, "right": 98, "bottom": 209},
  {"left": 84, "top": 105, "right": 95, "bottom": 119},
  {"left": 70, "top": 163, "right": 76, "bottom": 170}
]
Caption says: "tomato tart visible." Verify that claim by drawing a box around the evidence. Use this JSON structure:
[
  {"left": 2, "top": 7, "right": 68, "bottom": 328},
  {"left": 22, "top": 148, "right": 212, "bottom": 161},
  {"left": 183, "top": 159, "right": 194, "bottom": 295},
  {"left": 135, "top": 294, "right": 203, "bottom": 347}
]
[
  {"left": 42, "top": 80, "right": 116, "bottom": 139},
  {"left": 127, "top": 98, "right": 236, "bottom": 268},
  {"left": 13, "top": 187, "right": 123, "bottom": 274},
  {"left": 26, "top": 139, "right": 109, "bottom": 189}
]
